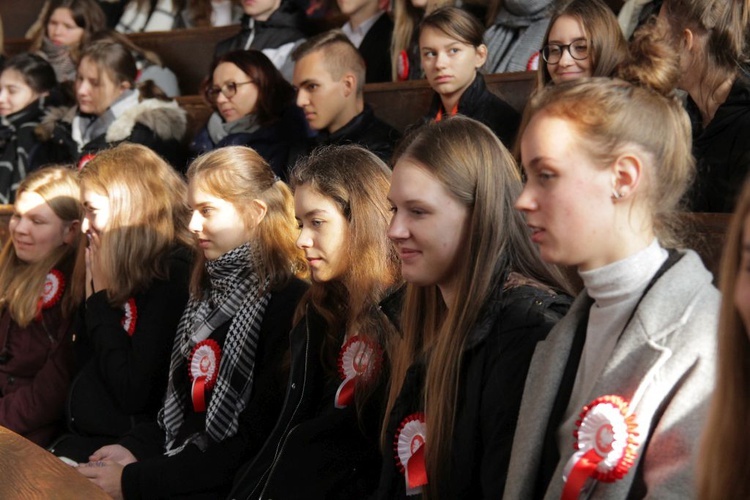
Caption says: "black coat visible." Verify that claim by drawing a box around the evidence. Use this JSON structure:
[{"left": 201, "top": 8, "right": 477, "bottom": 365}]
[
  {"left": 229, "top": 306, "right": 387, "bottom": 499},
  {"left": 359, "top": 13, "right": 393, "bottom": 84},
  {"left": 214, "top": 3, "right": 305, "bottom": 58},
  {"left": 374, "top": 275, "right": 570, "bottom": 499},
  {"left": 687, "top": 76, "right": 750, "bottom": 212},
  {"left": 423, "top": 72, "right": 520, "bottom": 148},
  {"left": 0, "top": 99, "right": 47, "bottom": 204},
  {"left": 118, "top": 278, "right": 308, "bottom": 499}
]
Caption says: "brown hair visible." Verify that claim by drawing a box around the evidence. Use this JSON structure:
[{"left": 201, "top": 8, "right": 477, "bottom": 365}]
[
  {"left": 292, "top": 30, "right": 367, "bottom": 94},
  {"left": 384, "top": 116, "right": 569, "bottom": 497},
  {"left": 420, "top": 6, "right": 484, "bottom": 47},
  {"left": 289, "top": 145, "right": 400, "bottom": 389},
  {"left": 30, "top": 0, "right": 107, "bottom": 58},
  {"left": 205, "top": 49, "right": 295, "bottom": 126},
  {"left": 391, "top": 0, "right": 453, "bottom": 80},
  {"left": 0, "top": 167, "right": 83, "bottom": 326},
  {"left": 186, "top": 146, "right": 307, "bottom": 297},
  {"left": 537, "top": 0, "right": 629, "bottom": 87},
  {"left": 698, "top": 178, "right": 750, "bottom": 499},
  {"left": 78, "top": 143, "right": 192, "bottom": 306},
  {"left": 78, "top": 39, "right": 138, "bottom": 88}
]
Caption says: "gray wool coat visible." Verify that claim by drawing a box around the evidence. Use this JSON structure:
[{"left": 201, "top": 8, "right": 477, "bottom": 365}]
[{"left": 503, "top": 250, "right": 719, "bottom": 499}]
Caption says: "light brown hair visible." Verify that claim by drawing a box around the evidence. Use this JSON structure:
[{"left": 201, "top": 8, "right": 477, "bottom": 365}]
[
  {"left": 391, "top": 0, "right": 453, "bottom": 80},
  {"left": 292, "top": 30, "right": 366, "bottom": 94},
  {"left": 30, "top": 0, "right": 107, "bottom": 59}
]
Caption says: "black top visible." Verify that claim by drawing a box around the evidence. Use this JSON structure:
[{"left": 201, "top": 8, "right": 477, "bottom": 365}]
[
  {"left": 214, "top": 2, "right": 306, "bottom": 58},
  {"left": 359, "top": 13, "right": 394, "bottom": 84},
  {"left": 118, "top": 278, "right": 307, "bottom": 499}
]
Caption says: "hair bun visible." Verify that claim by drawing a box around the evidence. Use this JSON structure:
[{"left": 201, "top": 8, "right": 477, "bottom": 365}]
[{"left": 616, "top": 18, "right": 681, "bottom": 97}]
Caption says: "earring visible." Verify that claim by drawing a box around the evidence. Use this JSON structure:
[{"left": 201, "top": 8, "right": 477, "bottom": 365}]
[{"left": 611, "top": 190, "right": 622, "bottom": 200}]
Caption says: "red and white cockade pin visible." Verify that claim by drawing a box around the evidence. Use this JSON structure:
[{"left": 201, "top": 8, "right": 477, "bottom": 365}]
[
  {"left": 334, "top": 335, "right": 382, "bottom": 409},
  {"left": 188, "top": 339, "right": 221, "bottom": 413},
  {"left": 562, "top": 395, "right": 640, "bottom": 500},
  {"left": 394, "top": 412, "right": 427, "bottom": 495},
  {"left": 397, "top": 50, "right": 410, "bottom": 81},
  {"left": 121, "top": 298, "right": 137, "bottom": 337},
  {"left": 37, "top": 270, "right": 65, "bottom": 319}
]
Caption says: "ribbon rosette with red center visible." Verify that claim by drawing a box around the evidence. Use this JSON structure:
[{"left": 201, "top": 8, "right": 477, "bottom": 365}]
[
  {"left": 37, "top": 270, "right": 65, "bottom": 320},
  {"left": 394, "top": 412, "right": 427, "bottom": 495},
  {"left": 334, "top": 335, "right": 382, "bottom": 409},
  {"left": 562, "top": 395, "right": 640, "bottom": 500},
  {"left": 188, "top": 339, "right": 221, "bottom": 412},
  {"left": 121, "top": 298, "right": 137, "bottom": 336}
]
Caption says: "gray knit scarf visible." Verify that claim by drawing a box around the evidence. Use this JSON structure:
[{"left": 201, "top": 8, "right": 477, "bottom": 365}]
[
  {"left": 484, "top": 0, "right": 555, "bottom": 73},
  {"left": 160, "top": 242, "right": 270, "bottom": 452},
  {"left": 40, "top": 38, "right": 77, "bottom": 83}
]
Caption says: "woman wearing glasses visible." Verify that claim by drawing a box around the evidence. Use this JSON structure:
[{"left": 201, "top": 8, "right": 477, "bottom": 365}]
[
  {"left": 417, "top": 7, "right": 520, "bottom": 147},
  {"left": 190, "top": 50, "right": 308, "bottom": 180},
  {"left": 537, "top": 0, "right": 628, "bottom": 87}
]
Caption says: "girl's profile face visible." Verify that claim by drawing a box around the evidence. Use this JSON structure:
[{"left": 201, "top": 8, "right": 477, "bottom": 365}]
[
  {"left": 47, "top": 8, "right": 85, "bottom": 48},
  {"left": 10, "top": 190, "right": 77, "bottom": 264},
  {"left": 734, "top": 215, "right": 750, "bottom": 335},
  {"left": 387, "top": 159, "right": 469, "bottom": 297},
  {"left": 0, "top": 69, "right": 41, "bottom": 116},
  {"left": 516, "top": 113, "right": 618, "bottom": 271},
  {"left": 187, "top": 181, "right": 253, "bottom": 261},
  {"left": 546, "top": 15, "right": 592, "bottom": 84},
  {"left": 81, "top": 185, "right": 111, "bottom": 236},
  {"left": 294, "top": 183, "right": 349, "bottom": 283},
  {"left": 420, "top": 27, "right": 486, "bottom": 104}
]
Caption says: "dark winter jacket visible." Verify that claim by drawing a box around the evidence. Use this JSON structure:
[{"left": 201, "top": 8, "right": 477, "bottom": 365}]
[
  {"left": 0, "top": 99, "right": 48, "bottom": 204},
  {"left": 118, "top": 278, "right": 307, "bottom": 499},
  {"left": 687, "top": 76, "right": 750, "bottom": 212},
  {"left": 359, "top": 13, "right": 393, "bottom": 84},
  {"left": 229, "top": 306, "right": 388, "bottom": 499},
  {"left": 50, "top": 248, "right": 191, "bottom": 462},
  {"left": 423, "top": 72, "right": 520, "bottom": 148},
  {"left": 374, "top": 273, "right": 570, "bottom": 499}
]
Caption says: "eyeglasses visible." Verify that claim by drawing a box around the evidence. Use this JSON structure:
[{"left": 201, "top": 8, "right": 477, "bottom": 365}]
[
  {"left": 541, "top": 40, "right": 589, "bottom": 64},
  {"left": 205, "top": 80, "right": 254, "bottom": 101}
]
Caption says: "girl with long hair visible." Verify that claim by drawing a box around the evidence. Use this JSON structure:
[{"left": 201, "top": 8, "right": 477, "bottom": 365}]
[
  {"left": 660, "top": 0, "right": 750, "bottom": 212},
  {"left": 79, "top": 146, "right": 307, "bottom": 499},
  {"left": 698, "top": 179, "right": 750, "bottom": 498},
  {"left": 49, "top": 143, "right": 192, "bottom": 463},
  {"left": 190, "top": 49, "right": 307, "bottom": 179},
  {"left": 505, "top": 24, "right": 719, "bottom": 499},
  {"left": 391, "top": 0, "right": 453, "bottom": 81},
  {"left": 0, "top": 166, "right": 82, "bottom": 446},
  {"left": 418, "top": 7, "right": 520, "bottom": 147},
  {"left": 537, "top": 0, "right": 628, "bottom": 87},
  {"left": 378, "top": 116, "right": 571, "bottom": 499},
  {"left": 230, "top": 145, "right": 400, "bottom": 498}
]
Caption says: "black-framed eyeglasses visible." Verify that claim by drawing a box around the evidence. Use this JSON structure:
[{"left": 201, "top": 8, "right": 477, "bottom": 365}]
[
  {"left": 541, "top": 40, "right": 589, "bottom": 64},
  {"left": 205, "top": 81, "right": 254, "bottom": 101}
]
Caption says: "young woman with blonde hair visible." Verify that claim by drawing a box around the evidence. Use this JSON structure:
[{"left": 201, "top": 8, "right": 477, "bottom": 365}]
[
  {"left": 50, "top": 142, "right": 192, "bottom": 462},
  {"left": 697, "top": 179, "right": 750, "bottom": 499},
  {"left": 0, "top": 166, "right": 82, "bottom": 446},
  {"left": 231, "top": 145, "right": 400, "bottom": 498},
  {"left": 378, "top": 116, "right": 571, "bottom": 498},
  {"left": 79, "top": 146, "right": 308, "bottom": 499},
  {"left": 506, "top": 24, "right": 719, "bottom": 499}
]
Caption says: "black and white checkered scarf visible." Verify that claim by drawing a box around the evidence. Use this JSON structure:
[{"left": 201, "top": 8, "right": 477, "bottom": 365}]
[{"left": 160, "top": 242, "right": 270, "bottom": 452}]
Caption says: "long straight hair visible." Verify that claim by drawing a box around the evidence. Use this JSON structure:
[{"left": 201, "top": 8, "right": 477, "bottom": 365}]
[
  {"left": 0, "top": 167, "right": 83, "bottom": 326},
  {"left": 383, "top": 117, "right": 569, "bottom": 497}
]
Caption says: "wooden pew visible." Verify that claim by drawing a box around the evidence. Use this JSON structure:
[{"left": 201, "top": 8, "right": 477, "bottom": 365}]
[{"left": 0, "top": 0, "right": 47, "bottom": 39}]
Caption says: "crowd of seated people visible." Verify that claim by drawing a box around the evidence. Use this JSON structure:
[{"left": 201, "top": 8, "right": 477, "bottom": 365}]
[{"left": 0, "top": 0, "right": 748, "bottom": 498}]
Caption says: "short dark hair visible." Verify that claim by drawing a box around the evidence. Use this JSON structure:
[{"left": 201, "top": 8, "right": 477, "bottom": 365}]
[{"left": 2, "top": 53, "right": 57, "bottom": 93}]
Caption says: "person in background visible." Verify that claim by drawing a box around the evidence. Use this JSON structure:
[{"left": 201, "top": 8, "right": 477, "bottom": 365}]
[
  {"left": 49, "top": 144, "right": 192, "bottom": 463},
  {"left": 291, "top": 31, "right": 400, "bottom": 163},
  {"left": 0, "top": 54, "right": 57, "bottom": 203},
  {"left": 116, "top": 0, "right": 244, "bottom": 32},
  {"left": 378, "top": 116, "right": 571, "bottom": 498},
  {"left": 390, "top": 0, "right": 452, "bottom": 81},
  {"left": 537, "top": 0, "right": 628, "bottom": 88},
  {"left": 418, "top": 7, "right": 520, "bottom": 147},
  {"left": 660, "top": 0, "right": 750, "bottom": 213},
  {"left": 190, "top": 50, "right": 307, "bottom": 179},
  {"left": 0, "top": 167, "right": 82, "bottom": 447},
  {"left": 36, "top": 40, "right": 187, "bottom": 169},
  {"left": 338, "top": 0, "right": 393, "bottom": 83}
]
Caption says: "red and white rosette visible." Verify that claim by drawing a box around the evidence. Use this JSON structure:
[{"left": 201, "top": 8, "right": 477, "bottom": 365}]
[
  {"left": 188, "top": 339, "right": 221, "bottom": 412},
  {"left": 334, "top": 335, "right": 382, "bottom": 409},
  {"left": 562, "top": 395, "right": 639, "bottom": 500},
  {"left": 397, "top": 50, "right": 409, "bottom": 81},
  {"left": 37, "top": 270, "right": 65, "bottom": 320},
  {"left": 121, "top": 298, "right": 137, "bottom": 336},
  {"left": 394, "top": 412, "right": 427, "bottom": 496},
  {"left": 527, "top": 51, "right": 541, "bottom": 71}
]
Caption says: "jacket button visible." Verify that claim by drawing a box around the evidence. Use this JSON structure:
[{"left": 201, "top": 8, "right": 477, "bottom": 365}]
[
  {"left": 291, "top": 383, "right": 296, "bottom": 390},
  {"left": 534, "top": 299, "right": 543, "bottom": 306},
  {"left": 7, "top": 376, "right": 14, "bottom": 384}
]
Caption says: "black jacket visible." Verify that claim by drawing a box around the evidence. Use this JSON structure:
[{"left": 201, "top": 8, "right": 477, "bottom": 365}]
[
  {"left": 0, "top": 99, "right": 47, "bottom": 204},
  {"left": 374, "top": 275, "right": 570, "bottom": 499},
  {"left": 359, "top": 13, "right": 393, "bottom": 84},
  {"left": 687, "top": 76, "right": 750, "bottom": 212},
  {"left": 229, "top": 306, "right": 387, "bottom": 499},
  {"left": 118, "top": 278, "right": 308, "bottom": 499},
  {"left": 214, "top": 2, "right": 306, "bottom": 58},
  {"left": 423, "top": 72, "right": 520, "bottom": 148}
]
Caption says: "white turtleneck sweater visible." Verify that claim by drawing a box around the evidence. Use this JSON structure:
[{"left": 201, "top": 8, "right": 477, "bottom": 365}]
[{"left": 556, "top": 240, "right": 668, "bottom": 451}]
